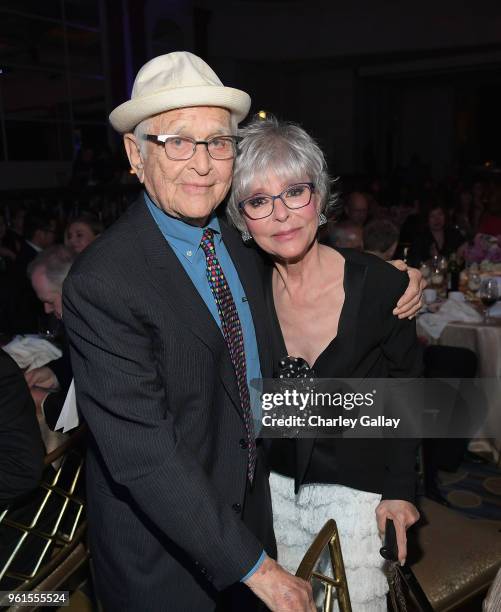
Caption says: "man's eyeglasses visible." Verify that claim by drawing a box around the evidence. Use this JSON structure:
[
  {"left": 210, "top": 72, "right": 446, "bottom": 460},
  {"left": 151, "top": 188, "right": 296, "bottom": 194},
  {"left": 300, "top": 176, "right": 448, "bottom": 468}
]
[
  {"left": 238, "top": 182, "right": 315, "bottom": 220},
  {"left": 145, "top": 134, "right": 240, "bottom": 161}
]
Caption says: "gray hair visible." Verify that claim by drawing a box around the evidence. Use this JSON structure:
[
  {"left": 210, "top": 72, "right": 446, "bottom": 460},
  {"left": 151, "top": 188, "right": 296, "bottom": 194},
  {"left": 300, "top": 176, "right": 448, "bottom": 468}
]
[
  {"left": 227, "top": 116, "right": 337, "bottom": 232},
  {"left": 133, "top": 117, "right": 152, "bottom": 159},
  {"left": 27, "top": 244, "right": 76, "bottom": 290},
  {"left": 133, "top": 112, "right": 238, "bottom": 160}
]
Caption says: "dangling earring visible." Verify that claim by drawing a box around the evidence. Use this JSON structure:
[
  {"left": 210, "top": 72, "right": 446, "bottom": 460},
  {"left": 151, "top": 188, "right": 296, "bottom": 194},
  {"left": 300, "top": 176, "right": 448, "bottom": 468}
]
[
  {"left": 241, "top": 230, "right": 253, "bottom": 243},
  {"left": 318, "top": 212, "right": 327, "bottom": 226}
]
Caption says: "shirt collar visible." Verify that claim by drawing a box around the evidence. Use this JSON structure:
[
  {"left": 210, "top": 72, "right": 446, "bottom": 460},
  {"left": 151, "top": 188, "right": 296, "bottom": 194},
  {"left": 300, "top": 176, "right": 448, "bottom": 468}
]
[
  {"left": 26, "top": 240, "right": 43, "bottom": 253},
  {"left": 144, "top": 191, "right": 222, "bottom": 260}
]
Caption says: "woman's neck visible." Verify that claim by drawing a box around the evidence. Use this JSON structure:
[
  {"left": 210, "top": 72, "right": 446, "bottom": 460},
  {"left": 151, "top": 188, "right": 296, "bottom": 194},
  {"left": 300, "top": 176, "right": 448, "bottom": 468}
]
[{"left": 272, "top": 241, "right": 325, "bottom": 297}]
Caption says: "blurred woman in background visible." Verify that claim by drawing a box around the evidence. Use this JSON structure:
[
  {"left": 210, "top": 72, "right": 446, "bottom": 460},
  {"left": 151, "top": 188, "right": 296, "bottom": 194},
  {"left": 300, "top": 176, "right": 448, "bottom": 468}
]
[
  {"left": 408, "top": 201, "right": 465, "bottom": 266},
  {"left": 64, "top": 213, "right": 103, "bottom": 254}
]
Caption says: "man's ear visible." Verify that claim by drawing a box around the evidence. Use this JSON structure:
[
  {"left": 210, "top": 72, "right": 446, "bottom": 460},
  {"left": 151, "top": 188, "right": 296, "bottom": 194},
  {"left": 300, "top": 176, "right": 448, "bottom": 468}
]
[{"left": 123, "top": 133, "right": 144, "bottom": 183}]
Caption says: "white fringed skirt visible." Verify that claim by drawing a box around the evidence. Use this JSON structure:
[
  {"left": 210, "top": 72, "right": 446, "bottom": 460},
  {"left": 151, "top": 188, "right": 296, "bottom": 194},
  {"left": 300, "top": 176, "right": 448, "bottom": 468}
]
[{"left": 270, "top": 471, "right": 388, "bottom": 612}]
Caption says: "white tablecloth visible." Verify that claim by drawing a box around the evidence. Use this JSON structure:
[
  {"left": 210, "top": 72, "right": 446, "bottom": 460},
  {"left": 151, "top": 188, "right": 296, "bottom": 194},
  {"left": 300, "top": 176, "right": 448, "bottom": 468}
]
[{"left": 417, "top": 318, "right": 501, "bottom": 462}]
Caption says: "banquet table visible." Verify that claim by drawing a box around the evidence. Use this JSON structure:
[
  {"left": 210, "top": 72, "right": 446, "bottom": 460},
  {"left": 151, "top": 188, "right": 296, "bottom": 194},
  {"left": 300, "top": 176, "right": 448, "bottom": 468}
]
[{"left": 417, "top": 317, "right": 501, "bottom": 462}]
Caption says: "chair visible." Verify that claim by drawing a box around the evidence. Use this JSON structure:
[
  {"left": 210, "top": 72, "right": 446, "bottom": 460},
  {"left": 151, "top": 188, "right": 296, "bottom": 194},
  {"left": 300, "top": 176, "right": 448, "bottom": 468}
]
[
  {"left": 410, "top": 498, "right": 501, "bottom": 610},
  {"left": 0, "top": 424, "right": 89, "bottom": 611},
  {"left": 296, "top": 519, "right": 352, "bottom": 612}
]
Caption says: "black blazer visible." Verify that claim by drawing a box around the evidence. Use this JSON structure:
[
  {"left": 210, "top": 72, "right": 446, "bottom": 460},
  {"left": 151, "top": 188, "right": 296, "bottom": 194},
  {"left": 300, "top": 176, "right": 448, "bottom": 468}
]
[
  {"left": 267, "top": 248, "right": 423, "bottom": 503},
  {"left": 0, "top": 350, "right": 45, "bottom": 507},
  {"left": 6, "top": 241, "right": 43, "bottom": 334},
  {"left": 63, "top": 194, "right": 275, "bottom": 611}
]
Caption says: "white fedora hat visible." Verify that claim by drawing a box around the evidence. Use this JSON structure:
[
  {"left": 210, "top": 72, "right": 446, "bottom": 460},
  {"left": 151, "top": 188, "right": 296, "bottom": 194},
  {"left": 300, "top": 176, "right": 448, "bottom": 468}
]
[{"left": 109, "top": 51, "right": 251, "bottom": 133}]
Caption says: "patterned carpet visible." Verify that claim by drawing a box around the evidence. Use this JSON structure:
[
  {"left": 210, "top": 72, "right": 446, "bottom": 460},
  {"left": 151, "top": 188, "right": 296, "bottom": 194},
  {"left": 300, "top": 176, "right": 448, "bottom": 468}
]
[{"left": 437, "top": 456, "right": 501, "bottom": 520}]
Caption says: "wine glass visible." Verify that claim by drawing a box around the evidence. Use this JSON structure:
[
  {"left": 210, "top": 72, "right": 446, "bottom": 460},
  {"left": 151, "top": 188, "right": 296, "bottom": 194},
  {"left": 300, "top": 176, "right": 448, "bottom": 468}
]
[
  {"left": 479, "top": 278, "right": 499, "bottom": 324},
  {"left": 419, "top": 261, "right": 431, "bottom": 281},
  {"left": 439, "top": 255, "right": 448, "bottom": 273},
  {"left": 38, "top": 313, "right": 62, "bottom": 342},
  {"left": 431, "top": 267, "right": 444, "bottom": 295},
  {"left": 468, "top": 271, "right": 481, "bottom": 293}
]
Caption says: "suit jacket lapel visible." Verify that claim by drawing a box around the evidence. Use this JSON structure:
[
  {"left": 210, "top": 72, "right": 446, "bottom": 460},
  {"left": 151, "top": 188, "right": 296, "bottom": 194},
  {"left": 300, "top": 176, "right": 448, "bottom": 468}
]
[{"left": 130, "top": 196, "right": 243, "bottom": 415}]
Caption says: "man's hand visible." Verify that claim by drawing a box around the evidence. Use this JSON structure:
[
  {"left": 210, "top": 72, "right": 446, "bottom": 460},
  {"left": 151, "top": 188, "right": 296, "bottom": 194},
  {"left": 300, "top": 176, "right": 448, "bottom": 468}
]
[
  {"left": 375, "top": 499, "right": 420, "bottom": 565},
  {"left": 245, "top": 555, "right": 316, "bottom": 611},
  {"left": 25, "top": 366, "right": 59, "bottom": 390},
  {"left": 31, "top": 387, "right": 50, "bottom": 419},
  {"left": 389, "top": 261, "right": 426, "bottom": 319}
]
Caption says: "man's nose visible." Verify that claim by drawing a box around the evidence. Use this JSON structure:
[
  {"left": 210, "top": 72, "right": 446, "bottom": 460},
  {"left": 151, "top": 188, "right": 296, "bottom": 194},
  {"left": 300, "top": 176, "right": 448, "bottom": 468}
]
[{"left": 190, "top": 143, "right": 211, "bottom": 174}]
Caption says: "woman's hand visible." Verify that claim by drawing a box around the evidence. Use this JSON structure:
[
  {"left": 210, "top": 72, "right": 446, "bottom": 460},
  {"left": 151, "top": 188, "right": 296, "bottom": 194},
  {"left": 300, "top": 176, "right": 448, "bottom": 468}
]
[
  {"left": 389, "top": 261, "right": 427, "bottom": 319},
  {"left": 375, "top": 499, "right": 420, "bottom": 565}
]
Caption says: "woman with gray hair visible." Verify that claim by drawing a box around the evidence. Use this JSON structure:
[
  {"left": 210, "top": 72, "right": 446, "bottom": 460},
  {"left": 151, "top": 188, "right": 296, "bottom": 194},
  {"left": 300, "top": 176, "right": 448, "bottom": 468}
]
[{"left": 227, "top": 117, "right": 423, "bottom": 611}]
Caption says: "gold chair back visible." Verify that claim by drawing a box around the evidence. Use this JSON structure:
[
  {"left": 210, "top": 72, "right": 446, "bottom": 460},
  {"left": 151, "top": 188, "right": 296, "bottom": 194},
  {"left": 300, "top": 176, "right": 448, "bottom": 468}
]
[
  {"left": 0, "top": 424, "right": 88, "bottom": 611},
  {"left": 296, "top": 519, "right": 352, "bottom": 612}
]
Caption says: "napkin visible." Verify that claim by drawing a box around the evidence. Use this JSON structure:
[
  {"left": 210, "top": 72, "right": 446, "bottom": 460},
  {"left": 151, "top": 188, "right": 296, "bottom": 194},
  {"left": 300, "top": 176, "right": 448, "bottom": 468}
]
[
  {"left": 419, "top": 299, "right": 482, "bottom": 340},
  {"left": 2, "top": 334, "right": 62, "bottom": 370},
  {"left": 54, "top": 379, "right": 80, "bottom": 433}
]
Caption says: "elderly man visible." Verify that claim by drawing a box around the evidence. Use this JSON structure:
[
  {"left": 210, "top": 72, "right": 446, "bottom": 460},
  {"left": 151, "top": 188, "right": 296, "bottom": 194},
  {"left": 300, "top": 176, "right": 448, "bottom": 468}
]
[
  {"left": 26, "top": 245, "right": 74, "bottom": 429},
  {"left": 62, "top": 52, "right": 422, "bottom": 612}
]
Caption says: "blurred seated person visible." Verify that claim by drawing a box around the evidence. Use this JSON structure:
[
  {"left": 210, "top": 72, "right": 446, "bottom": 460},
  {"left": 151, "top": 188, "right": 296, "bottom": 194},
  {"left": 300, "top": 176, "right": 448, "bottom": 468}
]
[
  {"left": 0, "top": 213, "right": 17, "bottom": 328},
  {"left": 325, "top": 219, "right": 363, "bottom": 249},
  {"left": 3, "top": 205, "right": 27, "bottom": 255},
  {"left": 4, "top": 212, "right": 56, "bottom": 334},
  {"left": 343, "top": 191, "right": 369, "bottom": 226},
  {"left": 0, "top": 350, "right": 45, "bottom": 508},
  {"left": 393, "top": 196, "right": 420, "bottom": 241},
  {"left": 25, "top": 245, "right": 75, "bottom": 430},
  {"left": 477, "top": 182, "right": 501, "bottom": 237},
  {"left": 0, "top": 212, "right": 17, "bottom": 269},
  {"left": 65, "top": 213, "right": 103, "bottom": 254},
  {"left": 408, "top": 201, "right": 465, "bottom": 267},
  {"left": 15, "top": 212, "right": 56, "bottom": 270},
  {"left": 363, "top": 219, "right": 399, "bottom": 261}
]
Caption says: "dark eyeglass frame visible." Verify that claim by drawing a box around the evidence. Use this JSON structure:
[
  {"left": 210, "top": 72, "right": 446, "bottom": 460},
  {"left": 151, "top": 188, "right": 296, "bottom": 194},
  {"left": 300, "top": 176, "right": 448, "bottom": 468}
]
[
  {"left": 145, "top": 134, "right": 241, "bottom": 160},
  {"left": 238, "top": 182, "right": 315, "bottom": 220}
]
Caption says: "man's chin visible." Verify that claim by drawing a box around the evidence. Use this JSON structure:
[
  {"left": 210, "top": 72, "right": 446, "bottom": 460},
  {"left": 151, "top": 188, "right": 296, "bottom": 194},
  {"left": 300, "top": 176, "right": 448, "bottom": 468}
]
[{"left": 178, "top": 209, "right": 216, "bottom": 227}]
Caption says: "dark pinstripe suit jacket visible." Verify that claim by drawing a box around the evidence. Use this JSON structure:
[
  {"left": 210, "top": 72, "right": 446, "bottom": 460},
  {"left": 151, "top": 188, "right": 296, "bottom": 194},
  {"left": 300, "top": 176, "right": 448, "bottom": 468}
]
[{"left": 62, "top": 194, "right": 274, "bottom": 611}]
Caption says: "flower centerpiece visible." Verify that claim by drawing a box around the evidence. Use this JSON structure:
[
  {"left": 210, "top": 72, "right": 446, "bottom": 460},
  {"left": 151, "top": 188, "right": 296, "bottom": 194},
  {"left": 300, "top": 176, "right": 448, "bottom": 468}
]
[{"left": 463, "top": 233, "right": 501, "bottom": 273}]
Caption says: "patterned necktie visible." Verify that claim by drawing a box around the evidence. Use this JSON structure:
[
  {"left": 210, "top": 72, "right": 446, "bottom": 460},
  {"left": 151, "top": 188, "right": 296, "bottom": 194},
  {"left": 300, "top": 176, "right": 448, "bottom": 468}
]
[{"left": 200, "top": 228, "right": 257, "bottom": 482}]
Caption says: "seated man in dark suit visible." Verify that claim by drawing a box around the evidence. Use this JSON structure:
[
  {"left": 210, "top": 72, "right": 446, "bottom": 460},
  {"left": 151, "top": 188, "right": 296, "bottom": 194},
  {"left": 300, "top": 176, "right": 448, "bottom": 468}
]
[
  {"left": 24, "top": 245, "right": 75, "bottom": 430},
  {"left": 5, "top": 212, "right": 56, "bottom": 334},
  {"left": 0, "top": 350, "right": 45, "bottom": 508}
]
